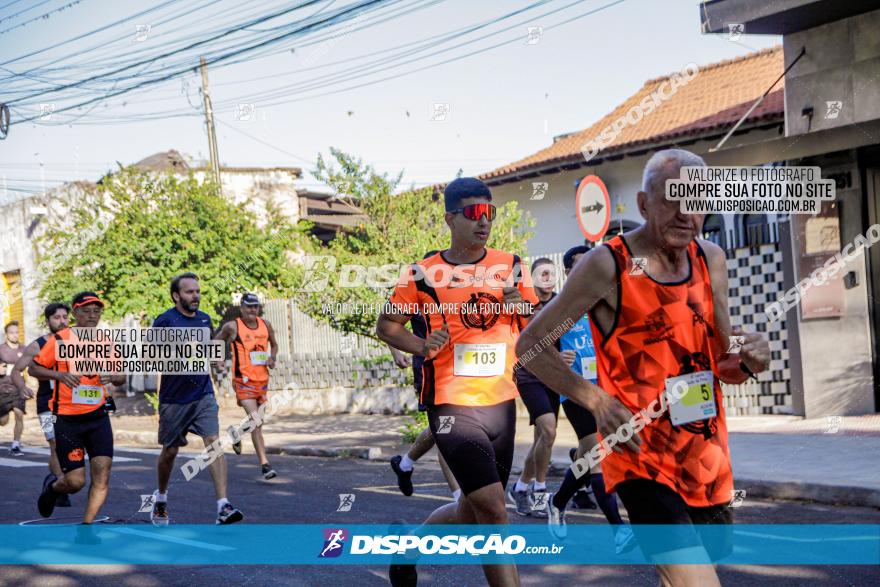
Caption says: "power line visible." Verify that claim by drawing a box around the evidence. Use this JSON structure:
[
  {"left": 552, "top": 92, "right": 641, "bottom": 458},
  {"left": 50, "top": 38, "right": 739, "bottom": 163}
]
[
  {"left": 0, "top": 0, "right": 86, "bottom": 36},
  {"left": 0, "top": 0, "right": 52, "bottom": 25}
]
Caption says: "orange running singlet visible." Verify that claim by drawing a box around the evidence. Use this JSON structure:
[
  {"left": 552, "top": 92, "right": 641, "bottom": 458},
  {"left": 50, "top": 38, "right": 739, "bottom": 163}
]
[
  {"left": 232, "top": 317, "right": 270, "bottom": 384},
  {"left": 590, "top": 235, "right": 733, "bottom": 507},
  {"left": 388, "top": 248, "right": 538, "bottom": 407},
  {"left": 34, "top": 328, "right": 108, "bottom": 416}
]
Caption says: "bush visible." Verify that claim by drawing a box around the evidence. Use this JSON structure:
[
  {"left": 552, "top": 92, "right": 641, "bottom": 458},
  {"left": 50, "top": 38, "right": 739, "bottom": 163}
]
[{"left": 400, "top": 408, "right": 428, "bottom": 444}]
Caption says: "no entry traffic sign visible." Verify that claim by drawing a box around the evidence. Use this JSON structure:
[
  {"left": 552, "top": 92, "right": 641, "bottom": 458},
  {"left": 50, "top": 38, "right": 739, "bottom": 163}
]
[{"left": 575, "top": 175, "right": 611, "bottom": 242}]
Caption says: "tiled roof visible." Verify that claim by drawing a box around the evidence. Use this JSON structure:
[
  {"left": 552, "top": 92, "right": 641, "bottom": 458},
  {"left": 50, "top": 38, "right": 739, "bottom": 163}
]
[{"left": 481, "top": 46, "right": 784, "bottom": 182}]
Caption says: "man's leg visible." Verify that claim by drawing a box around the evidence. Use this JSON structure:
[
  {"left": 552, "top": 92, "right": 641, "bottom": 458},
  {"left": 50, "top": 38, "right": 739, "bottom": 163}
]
[
  {"left": 12, "top": 407, "right": 24, "bottom": 446},
  {"left": 202, "top": 434, "right": 228, "bottom": 500},
  {"left": 531, "top": 413, "right": 557, "bottom": 486},
  {"left": 83, "top": 456, "right": 112, "bottom": 524},
  {"left": 47, "top": 439, "right": 62, "bottom": 477},
  {"left": 53, "top": 468, "right": 86, "bottom": 494},
  {"left": 467, "top": 483, "right": 520, "bottom": 587},
  {"left": 438, "top": 453, "right": 460, "bottom": 497},
  {"left": 239, "top": 398, "right": 269, "bottom": 465},
  {"left": 407, "top": 426, "right": 435, "bottom": 461},
  {"left": 157, "top": 445, "right": 179, "bottom": 493}
]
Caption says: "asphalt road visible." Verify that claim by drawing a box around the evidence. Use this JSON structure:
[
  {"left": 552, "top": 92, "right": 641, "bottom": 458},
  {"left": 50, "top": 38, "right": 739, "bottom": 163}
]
[{"left": 0, "top": 446, "right": 878, "bottom": 586}]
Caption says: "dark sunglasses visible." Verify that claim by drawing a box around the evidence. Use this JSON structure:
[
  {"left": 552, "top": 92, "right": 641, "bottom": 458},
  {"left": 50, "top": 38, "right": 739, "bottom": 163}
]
[{"left": 449, "top": 203, "right": 496, "bottom": 221}]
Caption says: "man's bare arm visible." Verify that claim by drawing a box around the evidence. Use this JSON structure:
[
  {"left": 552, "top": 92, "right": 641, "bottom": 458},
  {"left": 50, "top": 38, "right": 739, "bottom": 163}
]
[
  {"left": 701, "top": 240, "right": 770, "bottom": 384},
  {"left": 28, "top": 358, "right": 81, "bottom": 389},
  {"left": 515, "top": 247, "right": 613, "bottom": 411},
  {"left": 517, "top": 246, "right": 642, "bottom": 454},
  {"left": 11, "top": 341, "right": 39, "bottom": 398},
  {"left": 376, "top": 312, "right": 427, "bottom": 356}
]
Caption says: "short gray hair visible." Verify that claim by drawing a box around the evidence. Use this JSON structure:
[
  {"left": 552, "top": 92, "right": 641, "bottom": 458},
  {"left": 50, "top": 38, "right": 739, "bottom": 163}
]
[{"left": 642, "top": 149, "right": 705, "bottom": 196}]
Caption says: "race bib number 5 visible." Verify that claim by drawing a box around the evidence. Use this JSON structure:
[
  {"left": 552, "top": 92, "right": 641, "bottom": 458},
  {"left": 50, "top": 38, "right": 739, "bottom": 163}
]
[
  {"left": 665, "top": 370, "right": 717, "bottom": 426},
  {"left": 72, "top": 385, "right": 104, "bottom": 405},
  {"left": 453, "top": 343, "right": 506, "bottom": 377},
  {"left": 250, "top": 351, "right": 269, "bottom": 366}
]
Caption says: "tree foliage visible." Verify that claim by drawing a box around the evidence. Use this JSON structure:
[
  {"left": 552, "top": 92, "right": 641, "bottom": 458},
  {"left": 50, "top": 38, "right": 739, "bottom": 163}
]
[
  {"left": 38, "top": 167, "right": 304, "bottom": 323},
  {"left": 294, "top": 148, "right": 534, "bottom": 337}
]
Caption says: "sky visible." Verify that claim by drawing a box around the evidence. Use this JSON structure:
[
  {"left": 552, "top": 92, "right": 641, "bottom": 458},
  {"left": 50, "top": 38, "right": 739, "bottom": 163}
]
[{"left": 0, "top": 0, "right": 781, "bottom": 200}]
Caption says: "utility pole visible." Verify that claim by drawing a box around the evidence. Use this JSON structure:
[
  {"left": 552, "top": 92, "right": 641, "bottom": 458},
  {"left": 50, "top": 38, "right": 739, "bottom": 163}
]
[{"left": 199, "top": 57, "right": 221, "bottom": 190}]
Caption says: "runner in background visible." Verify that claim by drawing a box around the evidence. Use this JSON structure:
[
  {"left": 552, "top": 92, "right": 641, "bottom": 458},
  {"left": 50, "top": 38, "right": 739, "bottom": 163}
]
[
  {"left": 30, "top": 292, "right": 125, "bottom": 523},
  {"left": 0, "top": 321, "right": 26, "bottom": 455},
  {"left": 215, "top": 293, "right": 279, "bottom": 480},
  {"left": 389, "top": 250, "right": 460, "bottom": 501},
  {"left": 507, "top": 258, "right": 559, "bottom": 518},
  {"left": 10, "top": 303, "right": 71, "bottom": 506},
  {"left": 378, "top": 177, "right": 538, "bottom": 587}
]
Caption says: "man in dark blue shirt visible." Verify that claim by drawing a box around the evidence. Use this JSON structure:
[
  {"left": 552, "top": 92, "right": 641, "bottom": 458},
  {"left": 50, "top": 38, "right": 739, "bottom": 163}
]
[{"left": 149, "top": 272, "right": 243, "bottom": 526}]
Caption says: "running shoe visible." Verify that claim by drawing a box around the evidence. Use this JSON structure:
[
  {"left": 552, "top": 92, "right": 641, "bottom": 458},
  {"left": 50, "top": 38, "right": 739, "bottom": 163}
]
[
  {"left": 37, "top": 473, "right": 58, "bottom": 518},
  {"left": 390, "top": 455, "right": 414, "bottom": 496},
  {"left": 389, "top": 562, "right": 417, "bottom": 587},
  {"left": 227, "top": 425, "right": 242, "bottom": 455},
  {"left": 216, "top": 503, "right": 244, "bottom": 525},
  {"left": 507, "top": 486, "right": 531, "bottom": 517},
  {"left": 546, "top": 492, "right": 568, "bottom": 540},
  {"left": 614, "top": 526, "right": 638, "bottom": 555},
  {"left": 151, "top": 496, "right": 170, "bottom": 527},
  {"left": 529, "top": 482, "right": 548, "bottom": 518},
  {"left": 9, "top": 446, "right": 23, "bottom": 456},
  {"left": 572, "top": 488, "right": 597, "bottom": 510},
  {"left": 57, "top": 493, "right": 72, "bottom": 508},
  {"left": 262, "top": 463, "right": 277, "bottom": 480}
]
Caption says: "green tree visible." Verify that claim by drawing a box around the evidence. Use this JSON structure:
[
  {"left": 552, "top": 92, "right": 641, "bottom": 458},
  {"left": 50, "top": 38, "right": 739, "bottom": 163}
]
[
  {"left": 294, "top": 148, "right": 534, "bottom": 337},
  {"left": 37, "top": 167, "right": 306, "bottom": 323}
]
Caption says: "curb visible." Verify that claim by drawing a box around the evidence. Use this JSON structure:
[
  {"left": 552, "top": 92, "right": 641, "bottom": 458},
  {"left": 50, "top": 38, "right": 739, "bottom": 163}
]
[{"left": 110, "top": 430, "right": 880, "bottom": 509}]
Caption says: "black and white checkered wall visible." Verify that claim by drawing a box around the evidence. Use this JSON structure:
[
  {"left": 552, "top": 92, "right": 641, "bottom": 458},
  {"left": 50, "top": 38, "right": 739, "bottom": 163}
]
[{"left": 723, "top": 243, "right": 792, "bottom": 415}]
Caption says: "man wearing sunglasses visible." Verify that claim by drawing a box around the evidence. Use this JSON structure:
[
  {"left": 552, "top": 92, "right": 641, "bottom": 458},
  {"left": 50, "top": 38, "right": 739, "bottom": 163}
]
[{"left": 378, "top": 177, "right": 538, "bottom": 587}]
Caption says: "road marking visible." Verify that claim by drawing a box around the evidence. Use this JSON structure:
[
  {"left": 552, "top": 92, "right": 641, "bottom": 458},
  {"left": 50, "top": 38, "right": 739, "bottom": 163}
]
[
  {"left": 0, "top": 457, "right": 46, "bottom": 468},
  {"left": 105, "top": 526, "right": 236, "bottom": 551},
  {"left": 352, "top": 483, "right": 608, "bottom": 521}
]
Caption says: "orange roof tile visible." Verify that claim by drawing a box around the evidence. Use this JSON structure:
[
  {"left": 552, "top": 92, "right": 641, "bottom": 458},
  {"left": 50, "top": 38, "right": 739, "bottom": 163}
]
[{"left": 481, "top": 46, "right": 784, "bottom": 181}]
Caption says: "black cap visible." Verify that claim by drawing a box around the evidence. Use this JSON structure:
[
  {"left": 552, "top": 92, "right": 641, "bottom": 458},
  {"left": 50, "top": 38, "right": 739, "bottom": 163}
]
[
  {"left": 444, "top": 177, "right": 492, "bottom": 212},
  {"left": 241, "top": 293, "right": 261, "bottom": 306}
]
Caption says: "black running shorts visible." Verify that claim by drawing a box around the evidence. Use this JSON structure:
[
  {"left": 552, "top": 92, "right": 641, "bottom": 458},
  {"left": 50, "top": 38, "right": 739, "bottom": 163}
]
[
  {"left": 561, "top": 399, "right": 597, "bottom": 438},
  {"left": 427, "top": 399, "right": 516, "bottom": 496},
  {"left": 515, "top": 367, "right": 559, "bottom": 425},
  {"left": 54, "top": 408, "right": 114, "bottom": 473},
  {"left": 615, "top": 478, "right": 734, "bottom": 562}
]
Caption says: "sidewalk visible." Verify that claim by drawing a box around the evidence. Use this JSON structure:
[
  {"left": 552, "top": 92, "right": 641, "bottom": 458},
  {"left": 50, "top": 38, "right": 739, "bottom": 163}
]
[{"left": 13, "top": 395, "right": 880, "bottom": 508}]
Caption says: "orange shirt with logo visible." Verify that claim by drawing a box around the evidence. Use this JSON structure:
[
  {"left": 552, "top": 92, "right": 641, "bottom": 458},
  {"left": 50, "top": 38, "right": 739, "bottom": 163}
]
[
  {"left": 34, "top": 328, "right": 107, "bottom": 416},
  {"left": 589, "top": 236, "right": 733, "bottom": 507},
  {"left": 231, "top": 317, "right": 270, "bottom": 384},
  {"left": 388, "top": 248, "right": 538, "bottom": 407}
]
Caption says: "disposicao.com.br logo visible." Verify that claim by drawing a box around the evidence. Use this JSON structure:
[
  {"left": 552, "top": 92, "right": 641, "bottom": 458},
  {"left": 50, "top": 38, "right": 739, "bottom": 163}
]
[{"left": 321, "top": 529, "right": 562, "bottom": 557}]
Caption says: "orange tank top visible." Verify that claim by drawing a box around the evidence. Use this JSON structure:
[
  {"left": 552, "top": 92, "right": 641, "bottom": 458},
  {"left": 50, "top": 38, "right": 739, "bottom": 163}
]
[
  {"left": 589, "top": 235, "right": 732, "bottom": 507},
  {"left": 232, "top": 317, "right": 270, "bottom": 383},
  {"left": 34, "top": 328, "right": 108, "bottom": 416},
  {"left": 387, "top": 248, "right": 539, "bottom": 407}
]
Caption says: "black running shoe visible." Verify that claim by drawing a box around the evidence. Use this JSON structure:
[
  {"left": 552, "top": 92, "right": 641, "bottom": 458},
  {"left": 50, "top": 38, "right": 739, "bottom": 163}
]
[
  {"left": 390, "top": 455, "right": 414, "bottom": 496},
  {"left": 9, "top": 446, "right": 24, "bottom": 456},
  {"left": 261, "top": 463, "right": 277, "bottom": 480},
  {"left": 38, "top": 473, "right": 58, "bottom": 518},
  {"left": 56, "top": 493, "right": 72, "bottom": 508},
  {"left": 389, "top": 563, "right": 417, "bottom": 587},
  {"left": 569, "top": 447, "right": 577, "bottom": 462},
  {"left": 572, "top": 489, "right": 597, "bottom": 510},
  {"left": 216, "top": 503, "right": 243, "bottom": 525}
]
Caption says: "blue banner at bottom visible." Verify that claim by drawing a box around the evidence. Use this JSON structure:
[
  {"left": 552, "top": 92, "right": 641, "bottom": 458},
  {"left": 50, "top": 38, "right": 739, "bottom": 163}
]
[{"left": 0, "top": 525, "right": 877, "bottom": 565}]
